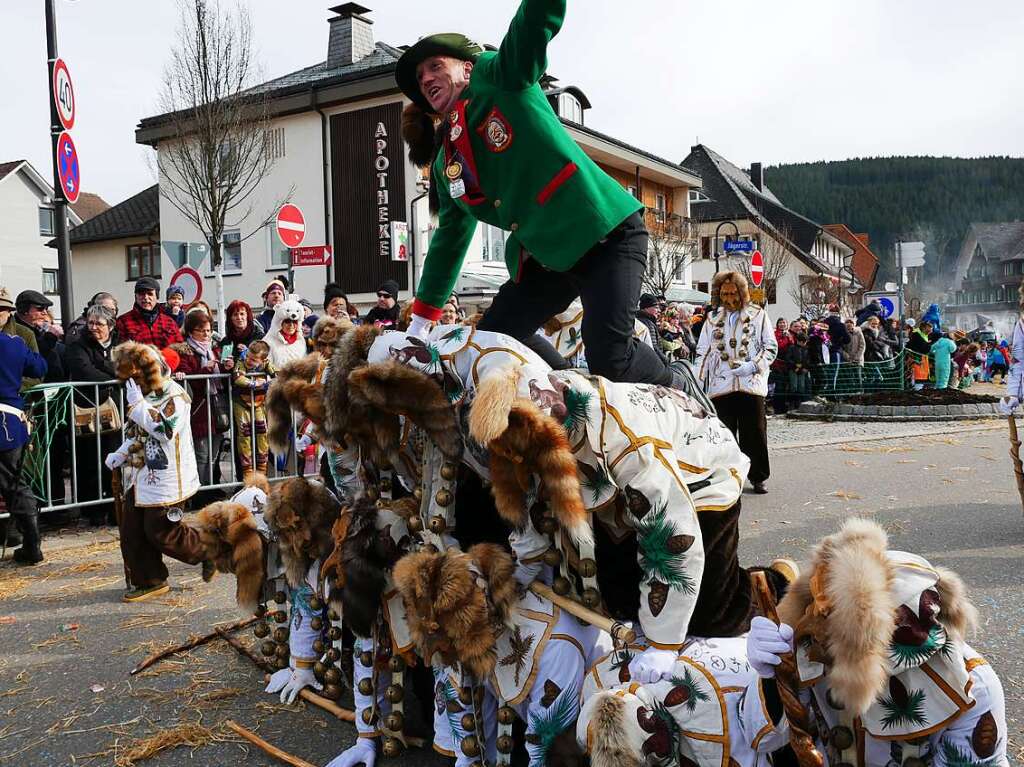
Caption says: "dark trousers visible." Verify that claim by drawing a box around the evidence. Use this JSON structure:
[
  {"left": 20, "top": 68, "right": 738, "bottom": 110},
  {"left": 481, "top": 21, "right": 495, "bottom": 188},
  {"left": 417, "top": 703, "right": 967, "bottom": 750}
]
[
  {"left": 714, "top": 392, "right": 770, "bottom": 483},
  {"left": 0, "top": 446, "right": 37, "bottom": 519},
  {"left": 118, "top": 495, "right": 205, "bottom": 588},
  {"left": 477, "top": 212, "right": 673, "bottom": 386}
]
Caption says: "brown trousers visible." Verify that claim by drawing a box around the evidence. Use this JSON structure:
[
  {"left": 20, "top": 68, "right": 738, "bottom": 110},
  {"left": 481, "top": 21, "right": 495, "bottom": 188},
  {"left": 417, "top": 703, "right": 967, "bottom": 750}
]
[{"left": 118, "top": 495, "right": 204, "bottom": 588}]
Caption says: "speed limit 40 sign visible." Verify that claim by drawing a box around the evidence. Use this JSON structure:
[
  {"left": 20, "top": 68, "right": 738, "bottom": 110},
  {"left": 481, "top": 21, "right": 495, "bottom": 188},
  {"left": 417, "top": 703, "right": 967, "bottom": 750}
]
[{"left": 52, "top": 58, "right": 75, "bottom": 130}]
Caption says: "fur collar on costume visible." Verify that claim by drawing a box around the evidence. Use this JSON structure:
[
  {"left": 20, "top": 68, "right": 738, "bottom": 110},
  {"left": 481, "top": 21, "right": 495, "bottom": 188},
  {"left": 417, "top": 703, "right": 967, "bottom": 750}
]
[
  {"left": 778, "top": 517, "right": 977, "bottom": 716},
  {"left": 322, "top": 324, "right": 383, "bottom": 446},
  {"left": 112, "top": 341, "right": 170, "bottom": 395},
  {"left": 187, "top": 500, "right": 265, "bottom": 615},
  {"left": 266, "top": 353, "right": 322, "bottom": 455},
  {"left": 393, "top": 544, "right": 517, "bottom": 679},
  {"left": 262, "top": 477, "right": 341, "bottom": 589}
]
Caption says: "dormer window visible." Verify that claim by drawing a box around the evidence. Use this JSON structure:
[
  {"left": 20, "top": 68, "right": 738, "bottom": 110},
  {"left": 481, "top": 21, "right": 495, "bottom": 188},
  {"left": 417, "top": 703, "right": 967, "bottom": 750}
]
[
  {"left": 688, "top": 189, "right": 709, "bottom": 204},
  {"left": 558, "top": 93, "right": 584, "bottom": 125}
]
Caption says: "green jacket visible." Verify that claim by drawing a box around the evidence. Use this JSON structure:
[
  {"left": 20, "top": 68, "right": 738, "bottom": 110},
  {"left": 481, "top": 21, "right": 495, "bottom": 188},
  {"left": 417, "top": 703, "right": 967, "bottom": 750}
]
[{"left": 413, "top": 0, "right": 642, "bottom": 317}]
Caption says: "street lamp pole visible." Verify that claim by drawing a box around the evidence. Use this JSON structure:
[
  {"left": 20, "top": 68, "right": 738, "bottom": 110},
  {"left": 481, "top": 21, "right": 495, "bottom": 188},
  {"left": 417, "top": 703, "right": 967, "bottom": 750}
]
[
  {"left": 713, "top": 220, "right": 739, "bottom": 275},
  {"left": 45, "top": 0, "right": 75, "bottom": 327}
]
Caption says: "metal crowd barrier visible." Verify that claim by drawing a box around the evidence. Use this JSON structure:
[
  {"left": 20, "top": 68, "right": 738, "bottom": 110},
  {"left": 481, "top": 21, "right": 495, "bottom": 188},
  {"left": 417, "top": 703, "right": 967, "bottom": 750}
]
[{"left": 1, "top": 374, "right": 304, "bottom": 519}]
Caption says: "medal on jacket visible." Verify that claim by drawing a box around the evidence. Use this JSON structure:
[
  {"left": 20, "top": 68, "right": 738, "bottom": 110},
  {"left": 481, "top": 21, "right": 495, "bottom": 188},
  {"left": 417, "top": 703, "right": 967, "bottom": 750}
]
[
  {"left": 442, "top": 99, "right": 484, "bottom": 205},
  {"left": 166, "top": 506, "right": 183, "bottom": 523},
  {"left": 446, "top": 161, "right": 466, "bottom": 199}
]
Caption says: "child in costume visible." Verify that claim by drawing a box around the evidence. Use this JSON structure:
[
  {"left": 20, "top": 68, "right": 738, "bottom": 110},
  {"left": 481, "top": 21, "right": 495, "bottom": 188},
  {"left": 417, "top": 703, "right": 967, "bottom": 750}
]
[{"left": 231, "top": 339, "right": 275, "bottom": 479}]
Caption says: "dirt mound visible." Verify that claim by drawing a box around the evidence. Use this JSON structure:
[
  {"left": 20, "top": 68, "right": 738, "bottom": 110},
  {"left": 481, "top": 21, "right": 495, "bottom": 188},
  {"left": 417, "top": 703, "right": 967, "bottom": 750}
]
[{"left": 845, "top": 389, "right": 999, "bottom": 406}]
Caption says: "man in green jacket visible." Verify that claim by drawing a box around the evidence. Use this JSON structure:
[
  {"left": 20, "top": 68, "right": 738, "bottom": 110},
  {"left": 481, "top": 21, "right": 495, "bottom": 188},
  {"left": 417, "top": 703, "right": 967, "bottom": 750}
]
[{"left": 397, "top": 0, "right": 676, "bottom": 386}]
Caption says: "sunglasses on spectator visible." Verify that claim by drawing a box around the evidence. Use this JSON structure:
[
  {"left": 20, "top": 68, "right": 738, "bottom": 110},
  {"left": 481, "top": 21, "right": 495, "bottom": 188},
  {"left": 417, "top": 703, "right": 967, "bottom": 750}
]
[{"left": 377, "top": 292, "right": 392, "bottom": 299}]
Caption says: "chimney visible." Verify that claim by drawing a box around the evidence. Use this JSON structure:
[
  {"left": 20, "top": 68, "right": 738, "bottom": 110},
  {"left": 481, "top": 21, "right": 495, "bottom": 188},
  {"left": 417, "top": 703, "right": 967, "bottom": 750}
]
[
  {"left": 327, "top": 3, "right": 375, "bottom": 69},
  {"left": 750, "top": 162, "right": 764, "bottom": 192}
]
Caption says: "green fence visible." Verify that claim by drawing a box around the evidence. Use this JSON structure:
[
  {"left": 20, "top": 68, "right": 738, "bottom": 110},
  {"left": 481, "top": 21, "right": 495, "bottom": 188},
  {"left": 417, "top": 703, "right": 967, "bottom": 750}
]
[{"left": 774, "top": 350, "right": 910, "bottom": 401}]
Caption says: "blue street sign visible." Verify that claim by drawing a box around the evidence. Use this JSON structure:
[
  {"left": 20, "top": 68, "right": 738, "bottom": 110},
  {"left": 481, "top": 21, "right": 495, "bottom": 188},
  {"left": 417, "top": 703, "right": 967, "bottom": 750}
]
[
  {"left": 56, "top": 131, "right": 80, "bottom": 204},
  {"left": 878, "top": 297, "right": 896, "bottom": 319},
  {"left": 723, "top": 240, "right": 754, "bottom": 253}
]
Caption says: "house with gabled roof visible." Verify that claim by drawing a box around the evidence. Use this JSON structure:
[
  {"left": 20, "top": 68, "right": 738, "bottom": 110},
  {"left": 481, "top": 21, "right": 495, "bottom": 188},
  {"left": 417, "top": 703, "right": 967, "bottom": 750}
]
[
  {"left": 682, "top": 145, "right": 857, "bottom": 320},
  {"left": 945, "top": 222, "right": 1024, "bottom": 337}
]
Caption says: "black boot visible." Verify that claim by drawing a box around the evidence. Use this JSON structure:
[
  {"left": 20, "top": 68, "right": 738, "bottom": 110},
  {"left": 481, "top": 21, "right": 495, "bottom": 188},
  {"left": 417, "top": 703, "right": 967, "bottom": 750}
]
[
  {"left": 12, "top": 514, "right": 43, "bottom": 565},
  {"left": 0, "top": 519, "right": 22, "bottom": 548}
]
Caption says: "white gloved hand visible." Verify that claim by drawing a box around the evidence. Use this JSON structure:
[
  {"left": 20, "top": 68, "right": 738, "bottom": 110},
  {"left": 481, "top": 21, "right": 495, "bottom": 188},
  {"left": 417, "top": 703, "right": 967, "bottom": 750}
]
[
  {"left": 295, "top": 434, "right": 313, "bottom": 452},
  {"left": 407, "top": 313, "right": 431, "bottom": 340},
  {"left": 125, "top": 378, "right": 144, "bottom": 407},
  {"left": 999, "top": 396, "right": 1020, "bottom": 416},
  {"left": 747, "top": 616, "right": 795, "bottom": 679},
  {"left": 324, "top": 739, "right": 377, "bottom": 767},
  {"left": 627, "top": 647, "right": 678, "bottom": 684},
  {"left": 104, "top": 450, "right": 128, "bottom": 470},
  {"left": 272, "top": 666, "right": 321, "bottom": 705},
  {"left": 731, "top": 361, "right": 758, "bottom": 377},
  {"left": 264, "top": 667, "right": 292, "bottom": 696}
]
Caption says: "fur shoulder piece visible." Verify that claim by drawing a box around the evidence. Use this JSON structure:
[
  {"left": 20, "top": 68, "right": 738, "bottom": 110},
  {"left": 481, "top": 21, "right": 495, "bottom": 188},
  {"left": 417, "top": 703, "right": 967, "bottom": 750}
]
[
  {"left": 402, "top": 103, "right": 439, "bottom": 168},
  {"left": 347, "top": 360, "right": 463, "bottom": 459},
  {"left": 186, "top": 501, "right": 265, "bottom": 615},
  {"left": 466, "top": 543, "right": 517, "bottom": 629},
  {"left": 332, "top": 501, "right": 390, "bottom": 638},
  {"left": 112, "top": 341, "right": 167, "bottom": 394},
  {"left": 932, "top": 565, "right": 977, "bottom": 640},
  {"left": 779, "top": 517, "right": 894, "bottom": 716},
  {"left": 323, "top": 325, "right": 383, "bottom": 445},
  {"left": 262, "top": 478, "right": 341, "bottom": 588},
  {"left": 168, "top": 342, "right": 193, "bottom": 357},
  {"left": 313, "top": 315, "right": 352, "bottom": 349},
  {"left": 266, "top": 353, "right": 323, "bottom": 454},
  {"left": 581, "top": 692, "right": 644, "bottom": 767}
]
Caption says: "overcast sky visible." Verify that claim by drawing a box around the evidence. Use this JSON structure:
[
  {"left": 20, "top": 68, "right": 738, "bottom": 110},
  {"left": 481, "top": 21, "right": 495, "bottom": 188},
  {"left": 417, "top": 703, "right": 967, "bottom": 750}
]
[{"left": 4, "top": 0, "right": 1023, "bottom": 206}]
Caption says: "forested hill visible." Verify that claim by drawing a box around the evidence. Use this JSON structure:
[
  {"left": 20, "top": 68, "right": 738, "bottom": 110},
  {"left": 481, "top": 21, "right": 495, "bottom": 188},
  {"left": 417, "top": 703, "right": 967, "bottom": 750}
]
[{"left": 764, "top": 156, "right": 1024, "bottom": 282}]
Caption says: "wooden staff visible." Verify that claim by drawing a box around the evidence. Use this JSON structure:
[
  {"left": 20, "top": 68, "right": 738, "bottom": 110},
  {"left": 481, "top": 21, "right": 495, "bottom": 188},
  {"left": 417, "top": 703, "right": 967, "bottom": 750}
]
[
  {"left": 1007, "top": 416, "right": 1024, "bottom": 514},
  {"left": 216, "top": 626, "right": 274, "bottom": 673},
  {"left": 130, "top": 616, "right": 258, "bottom": 675},
  {"left": 529, "top": 582, "right": 636, "bottom": 644},
  {"left": 751, "top": 572, "right": 824, "bottom": 767},
  {"left": 224, "top": 720, "right": 317, "bottom": 767}
]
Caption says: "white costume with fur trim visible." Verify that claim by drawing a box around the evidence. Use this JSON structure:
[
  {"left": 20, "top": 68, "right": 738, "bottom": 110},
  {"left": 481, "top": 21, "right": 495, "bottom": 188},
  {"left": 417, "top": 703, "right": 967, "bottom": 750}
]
[
  {"left": 695, "top": 304, "right": 777, "bottom": 398},
  {"left": 539, "top": 301, "right": 659, "bottom": 370},
  {"left": 265, "top": 298, "right": 308, "bottom": 369}
]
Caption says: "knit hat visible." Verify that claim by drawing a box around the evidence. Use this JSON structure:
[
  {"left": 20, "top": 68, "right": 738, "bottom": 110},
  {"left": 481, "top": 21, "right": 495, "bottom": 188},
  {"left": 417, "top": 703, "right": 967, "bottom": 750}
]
[
  {"left": 0, "top": 287, "right": 14, "bottom": 311},
  {"left": 323, "top": 283, "right": 347, "bottom": 310},
  {"left": 134, "top": 276, "right": 160, "bottom": 295},
  {"left": 160, "top": 347, "right": 181, "bottom": 373},
  {"left": 377, "top": 279, "right": 400, "bottom": 298},
  {"left": 638, "top": 293, "right": 660, "bottom": 310},
  {"left": 263, "top": 278, "right": 286, "bottom": 299},
  {"left": 166, "top": 284, "right": 185, "bottom": 300}
]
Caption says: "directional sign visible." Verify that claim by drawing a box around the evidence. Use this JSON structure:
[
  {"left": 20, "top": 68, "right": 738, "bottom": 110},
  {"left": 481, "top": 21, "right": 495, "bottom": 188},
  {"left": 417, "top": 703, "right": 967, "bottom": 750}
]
[
  {"left": 52, "top": 58, "right": 75, "bottom": 130},
  {"left": 276, "top": 204, "right": 305, "bottom": 248},
  {"left": 169, "top": 265, "right": 203, "bottom": 305},
  {"left": 290, "top": 245, "right": 333, "bottom": 267},
  {"left": 55, "top": 131, "right": 80, "bottom": 204},
  {"left": 723, "top": 239, "right": 754, "bottom": 254},
  {"left": 863, "top": 291, "right": 898, "bottom": 319},
  {"left": 750, "top": 250, "right": 764, "bottom": 287}
]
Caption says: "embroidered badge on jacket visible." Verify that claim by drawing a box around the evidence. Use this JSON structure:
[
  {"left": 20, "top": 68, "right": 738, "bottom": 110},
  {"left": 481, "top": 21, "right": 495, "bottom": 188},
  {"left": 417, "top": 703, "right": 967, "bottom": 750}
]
[{"left": 477, "top": 107, "right": 514, "bottom": 152}]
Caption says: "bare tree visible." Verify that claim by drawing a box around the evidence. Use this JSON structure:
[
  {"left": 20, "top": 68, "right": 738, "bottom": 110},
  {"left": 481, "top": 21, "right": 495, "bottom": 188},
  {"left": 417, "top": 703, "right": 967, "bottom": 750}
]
[
  {"left": 155, "top": 0, "right": 289, "bottom": 328},
  {"left": 725, "top": 225, "right": 792, "bottom": 307},
  {"left": 642, "top": 210, "right": 700, "bottom": 297},
  {"left": 790, "top": 274, "right": 845, "bottom": 319}
]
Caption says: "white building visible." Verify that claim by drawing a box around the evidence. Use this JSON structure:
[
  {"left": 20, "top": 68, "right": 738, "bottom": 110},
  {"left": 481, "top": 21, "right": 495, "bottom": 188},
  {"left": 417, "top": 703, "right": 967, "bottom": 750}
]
[
  {"left": 123, "top": 3, "right": 701, "bottom": 317},
  {"left": 0, "top": 159, "right": 92, "bottom": 319}
]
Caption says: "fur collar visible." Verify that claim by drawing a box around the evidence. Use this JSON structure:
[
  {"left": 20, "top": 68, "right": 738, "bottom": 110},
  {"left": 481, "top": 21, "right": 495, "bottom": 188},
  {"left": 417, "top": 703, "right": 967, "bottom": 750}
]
[
  {"left": 112, "top": 341, "right": 169, "bottom": 394},
  {"left": 322, "top": 324, "right": 383, "bottom": 446},
  {"left": 187, "top": 501, "right": 265, "bottom": 615},
  {"left": 262, "top": 477, "right": 341, "bottom": 589},
  {"left": 266, "top": 353, "right": 322, "bottom": 454}
]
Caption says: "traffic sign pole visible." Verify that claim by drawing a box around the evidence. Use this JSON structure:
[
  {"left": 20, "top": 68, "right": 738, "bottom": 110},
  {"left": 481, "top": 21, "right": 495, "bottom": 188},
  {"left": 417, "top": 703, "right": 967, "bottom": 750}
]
[{"left": 45, "top": 0, "right": 74, "bottom": 327}]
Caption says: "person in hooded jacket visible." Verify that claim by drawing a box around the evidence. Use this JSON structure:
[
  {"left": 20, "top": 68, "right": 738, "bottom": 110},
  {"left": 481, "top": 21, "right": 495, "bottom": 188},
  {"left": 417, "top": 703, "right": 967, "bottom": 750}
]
[
  {"left": 854, "top": 299, "right": 882, "bottom": 326},
  {"left": 823, "top": 305, "right": 849, "bottom": 364}
]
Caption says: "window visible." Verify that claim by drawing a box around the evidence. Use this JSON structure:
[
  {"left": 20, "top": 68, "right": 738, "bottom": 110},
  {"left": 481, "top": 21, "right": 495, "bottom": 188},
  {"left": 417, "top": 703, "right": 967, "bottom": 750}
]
[
  {"left": 126, "top": 243, "right": 161, "bottom": 280},
  {"left": 738, "top": 234, "right": 758, "bottom": 252},
  {"left": 654, "top": 193, "right": 666, "bottom": 223},
  {"left": 42, "top": 269, "right": 58, "bottom": 294},
  {"left": 267, "top": 224, "right": 290, "bottom": 268},
  {"left": 557, "top": 93, "right": 583, "bottom": 124},
  {"left": 696, "top": 281, "right": 709, "bottom": 295},
  {"left": 688, "top": 189, "right": 709, "bottom": 204},
  {"left": 222, "top": 230, "right": 242, "bottom": 273},
  {"left": 38, "top": 207, "right": 54, "bottom": 236},
  {"left": 482, "top": 225, "right": 507, "bottom": 263},
  {"left": 701, "top": 237, "right": 712, "bottom": 260}
]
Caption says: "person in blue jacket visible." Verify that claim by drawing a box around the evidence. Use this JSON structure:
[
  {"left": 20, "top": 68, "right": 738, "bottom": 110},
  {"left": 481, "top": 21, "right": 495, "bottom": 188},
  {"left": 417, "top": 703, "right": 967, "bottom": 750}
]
[{"left": 0, "top": 288, "right": 48, "bottom": 564}]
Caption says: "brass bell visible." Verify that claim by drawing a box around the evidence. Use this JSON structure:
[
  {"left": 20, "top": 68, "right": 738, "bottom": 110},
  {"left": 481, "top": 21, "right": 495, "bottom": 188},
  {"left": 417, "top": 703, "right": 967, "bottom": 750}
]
[
  {"left": 274, "top": 644, "right": 289, "bottom": 660},
  {"left": 327, "top": 608, "right": 340, "bottom": 621},
  {"left": 385, "top": 711, "right": 404, "bottom": 732},
  {"left": 274, "top": 590, "right": 287, "bottom": 604},
  {"left": 322, "top": 683, "right": 343, "bottom": 700},
  {"left": 461, "top": 735, "right": 480, "bottom": 758},
  {"left": 429, "top": 516, "right": 447, "bottom": 534},
  {"left": 407, "top": 516, "right": 423, "bottom": 533},
  {"left": 365, "top": 486, "right": 380, "bottom": 501},
  {"left": 435, "top": 489, "right": 453, "bottom": 507},
  {"left": 328, "top": 626, "right": 343, "bottom": 641},
  {"left": 273, "top": 610, "right": 288, "bottom": 624},
  {"left": 310, "top": 617, "right": 323, "bottom": 632},
  {"left": 461, "top": 713, "right": 476, "bottom": 731},
  {"left": 440, "top": 462, "right": 458, "bottom": 481},
  {"left": 357, "top": 678, "right": 375, "bottom": 696},
  {"left": 309, "top": 596, "right": 322, "bottom": 611},
  {"left": 542, "top": 548, "right": 561, "bottom": 567},
  {"left": 324, "top": 668, "right": 341, "bottom": 686},
  {"left": 496, "top": 734, "right": 514, "bottom": 754},
  {"left": 260, "top": 640, "right": 277, "bottom": 657},
  {"left": 326, "top": 647, "right": 341, "bottom": 663},
  {"left": 497, "top": 706, "right": 516, "bottom": 725},
  {"left": 389, "top": 655, "right": 406, "bottom": 673},
  {"left": 273, "top": 627, "right": 289, "bottom": 643},
  {"left": 359, "top": 650, "right": 374, "bottom": 667},
  {"left": 578, "top": 558, "right": 597, "bottom": 578},
  {"left": 581, "top": 587, "right": 601, "bottom": 608},
  {"left": 413, "top": 486, "right": 423, "bottom": 501},
  {"left": 376, "top": 498, "right": 388, "bottom": 509},
  {"left": 312, "top": 639, "right": 325, "bottom": 655},
  {"left": 314, "top": 661, "right": 327, "bottom": 678},
  {"left": 830, "top": 725, "right": 854, "bottom": 751},
  {"left": 275, "top": 657, "right": 289, "bottom": 671},
  {"left": 385, "top": 683, "right": 404, "bottom": 704},
  {"left": 381, "top": 737, "right": 403, "bottom": 758},
  {"left": 552, "top": 576, "right": 571, "bottom": 596},
  {"left": 720, "top": 352, "right": 729, "bottom": 362},
  {"left": 256, "top": 604, "right": 268, "bottom": 618},
  {"left": 253, "top": 622, "right": 270, "bottom": 639},
  {"left": 361, "top": 708, "right": 377, "bottom": 725}
]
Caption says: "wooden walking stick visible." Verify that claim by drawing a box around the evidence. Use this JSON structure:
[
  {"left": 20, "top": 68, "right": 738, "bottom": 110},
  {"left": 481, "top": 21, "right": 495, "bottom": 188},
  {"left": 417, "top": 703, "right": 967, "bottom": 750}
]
[
  {"left": 529, "top": 582, "right": 636, "bottom": 645},
  {"left": 751, "top": 572, "right": 824, "bottom": 767},
  {"left": 1007, "top": 415, "right": 1024, "bottom": 515},
  {"left": 225, "top": 720, "right": 318, "bottom": 767},
  {"left": 130, "top": 616, "right": 258, "bottom": 675}
]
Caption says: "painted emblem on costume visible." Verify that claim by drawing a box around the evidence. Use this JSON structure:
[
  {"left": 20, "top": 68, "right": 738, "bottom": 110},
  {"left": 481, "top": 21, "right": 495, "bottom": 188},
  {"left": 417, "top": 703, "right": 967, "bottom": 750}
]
[
  {"left": 477, "top": 107, "right": 514, "bottom": 152},
  {"left": 449, "top": 110, "right": 459, "bottom": 124},
  {"left": 450, "top": 124, "right": 463, "bottom": 141},
  {"left": 446, "top": 161, "right": 463, "bottom": 181}
]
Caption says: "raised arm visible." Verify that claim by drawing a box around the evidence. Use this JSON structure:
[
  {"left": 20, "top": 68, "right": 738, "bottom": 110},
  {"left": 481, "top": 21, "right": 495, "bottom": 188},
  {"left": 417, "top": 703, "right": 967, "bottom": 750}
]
[{"left": 484, "top": 0, "right": 567, "bottom": 90}]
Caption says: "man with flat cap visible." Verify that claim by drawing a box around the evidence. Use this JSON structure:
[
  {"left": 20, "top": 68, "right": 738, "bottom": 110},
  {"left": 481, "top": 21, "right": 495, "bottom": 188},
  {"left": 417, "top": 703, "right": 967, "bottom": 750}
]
[{"left": 397, "top": 0, "right": 680, "bottom": 387}]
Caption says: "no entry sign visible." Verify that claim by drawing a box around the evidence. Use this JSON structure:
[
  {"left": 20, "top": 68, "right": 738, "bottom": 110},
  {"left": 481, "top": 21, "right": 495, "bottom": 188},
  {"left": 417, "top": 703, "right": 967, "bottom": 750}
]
[
  {"left": 169, "top": 265, "right": 203, "bottom": 305},
  {"left": 52, "top": 58, "right": 75, "bottom": 130},
  {"left": 55, "top": 131, "right": 80, "bottom": 204},
  {"left": 276, "top": 204, "right": 305, "bottom": 248},
  {"left": 750, "top": 250, "right": 764, "bottom": 287}
]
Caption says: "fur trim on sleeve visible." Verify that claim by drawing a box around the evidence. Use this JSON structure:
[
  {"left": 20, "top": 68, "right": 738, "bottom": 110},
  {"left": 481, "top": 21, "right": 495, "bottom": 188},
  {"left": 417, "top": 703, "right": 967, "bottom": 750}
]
[
  {"left": 187, "top": 501, "right": 265, "bottom": 615},
  {"left": 266, "top": 353, "right": 323, "bottom": 454},
  {"left": 933, "top": 565, "right": 977, "bottom": 640}
]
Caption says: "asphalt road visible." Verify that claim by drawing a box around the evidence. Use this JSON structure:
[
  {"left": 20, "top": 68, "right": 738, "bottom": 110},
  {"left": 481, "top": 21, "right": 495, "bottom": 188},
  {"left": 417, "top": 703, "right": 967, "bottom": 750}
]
[{"left": 0, "top": 419, "right": 1020, "bottom": 766}]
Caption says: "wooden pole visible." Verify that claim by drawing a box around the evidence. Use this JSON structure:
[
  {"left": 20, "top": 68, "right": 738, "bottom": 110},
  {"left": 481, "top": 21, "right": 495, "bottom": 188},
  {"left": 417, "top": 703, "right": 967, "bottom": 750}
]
[
  {"left": 529, "top": 582, "right": 636, "bottom": 644},
  {"left": 130, "top": 616, "right": 258, "bottom": 675},
  {"left": 1007, "top": 416, "right": 1024, "bottom": 515},
  {"left": 216, "top": 626, "right": 274, "bottom": 673},
  {"left": 224, "top": 720, "right": 318, "bottom": 767},
  {"left": 750, "top": 572, "right": 824, "bottom": 767}
]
